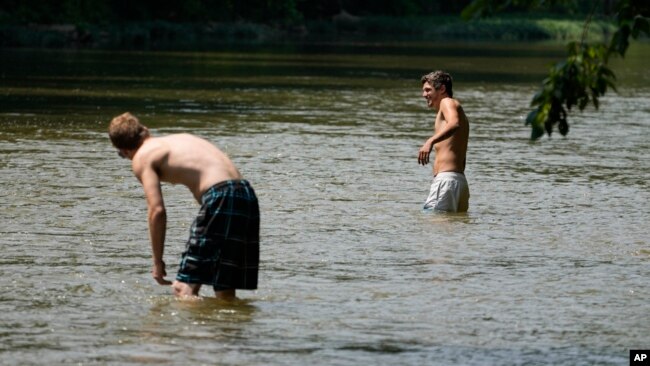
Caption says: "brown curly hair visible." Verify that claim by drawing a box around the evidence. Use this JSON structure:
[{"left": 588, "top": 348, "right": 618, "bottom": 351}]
[
  {"left": 421, "top": 71, "right": 453, "bottom": 97},
  {"left": 108, "top": 112, "right": 150, "bottom": 150}
]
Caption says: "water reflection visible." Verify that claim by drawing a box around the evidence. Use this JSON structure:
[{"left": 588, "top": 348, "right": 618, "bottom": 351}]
[
  {"left": 147, "top": 296, "right": 258, "bottom": 325},
  {"left": 139, "top": 296, "right": 258, "bottom": 346}
]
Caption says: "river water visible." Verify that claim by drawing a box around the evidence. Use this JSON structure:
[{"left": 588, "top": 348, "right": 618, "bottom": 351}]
[{"left": 1, "top": 43, "right": 648, "bottom": 365}]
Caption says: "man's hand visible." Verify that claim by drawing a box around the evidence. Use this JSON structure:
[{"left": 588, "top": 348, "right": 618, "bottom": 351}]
[
  {"left": 418, "top": 140, "right": 433, "bottom": 165},
  {"left": 152, "top": 261, "right": 172, "bottom": 285}
]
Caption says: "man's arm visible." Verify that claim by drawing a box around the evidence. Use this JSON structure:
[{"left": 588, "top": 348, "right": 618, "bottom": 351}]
[
  {"left": 418, "top": 136, "right": 436, "bottom": 165},
  {"left": 418, "top": 98, "right": 461, "bottom": 165},
  {"left": 133, "top": 156, "right": 172, "bottom": 285}
]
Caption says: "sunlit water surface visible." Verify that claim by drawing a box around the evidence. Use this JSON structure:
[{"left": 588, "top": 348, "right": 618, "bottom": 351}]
[{"left": 1, "top": 43, "right": 649, "bottom": 365}]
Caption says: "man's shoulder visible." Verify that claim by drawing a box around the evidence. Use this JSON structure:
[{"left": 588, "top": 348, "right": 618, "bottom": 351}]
[
  {"left": 442, "top": 97, "right": 468, "bottom": 119},
  {"left": 138, "top": 137, "right": 167, "bottom": 155},
  {"left": 132, "top": 138, "right": 168, "bottom": 169},
  {"left": 164, "top": 132, "right": 193, "bottom": 138},
  {"left": 162, "top": 133, "right": 210, "bottom": 146},
  {"left": 441, "top": 97, "right": 461, "bottom": 107}
]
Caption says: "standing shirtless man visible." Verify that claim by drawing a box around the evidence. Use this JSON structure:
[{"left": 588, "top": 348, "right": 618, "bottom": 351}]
[
  {"left": 418, "top": 71, "right": 470, "bottom": 212},
  {"left": 109, "top": 112, "right": 259, "bottom": 299}
]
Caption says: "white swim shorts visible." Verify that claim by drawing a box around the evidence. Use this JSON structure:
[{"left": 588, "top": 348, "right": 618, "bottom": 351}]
[{"left": 423, "top": 172, "right": 470, "bottom": 212}]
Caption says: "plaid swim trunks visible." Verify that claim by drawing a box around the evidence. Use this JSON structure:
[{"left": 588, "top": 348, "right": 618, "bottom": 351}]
[{"left": 176, "top": 179, "right": 260, "bottom": 291}]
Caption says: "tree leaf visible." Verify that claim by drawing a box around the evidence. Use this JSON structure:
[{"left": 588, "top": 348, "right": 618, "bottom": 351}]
[
  {"left": 631, "top": 15, "right": 650, "bottom": 37},
  {"left": 558, "top": 119, "right": 569, "bottom": 136},
  {"left": 525, "top": 109, "right": 538, "bottom": 126},
  {"left": 544, "top": 120, "right": 553, "bottom": 136},
  {"left": 531, "top": 124, "right": 545, "bottom": 140},
  {"left": 609, "top": 26, "right": 630, "bottom": 57},
  {"left": 461, "top": 0, "right": 492, "bottom": 20}
]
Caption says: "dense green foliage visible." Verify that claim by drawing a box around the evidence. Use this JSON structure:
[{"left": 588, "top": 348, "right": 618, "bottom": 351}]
[
  {"left": 0, "top": 15, "right": 615, "bottom": 48},
  {"left": 465, "top": 0, "right": 650, "bottom": 140},
  {"left": 0, "top": 0, "right": 606, "bottom": 25},
  {"left": 0, "top": 0, "right": 617, "bottom": 48}
]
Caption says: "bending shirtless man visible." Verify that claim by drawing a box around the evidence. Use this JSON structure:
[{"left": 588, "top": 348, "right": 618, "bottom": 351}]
[
  {"left": 418, "top": 71, "right": 470, "bottom": 212},
  {"left": 109, "top": 112, "right": 259, "bottom": 299}
]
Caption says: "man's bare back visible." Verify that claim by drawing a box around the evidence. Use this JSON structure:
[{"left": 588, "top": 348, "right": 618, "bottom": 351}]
[{"left": 132, "top": 133, "right": 242, "bottom": 202}]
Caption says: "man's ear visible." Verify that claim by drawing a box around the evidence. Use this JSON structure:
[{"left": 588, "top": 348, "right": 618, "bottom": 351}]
[{"left": 119, "top": 148, "right": 136, "bottom": 160}]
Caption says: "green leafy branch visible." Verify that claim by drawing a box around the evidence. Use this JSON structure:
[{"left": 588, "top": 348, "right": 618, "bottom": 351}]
[
  {"left": 526, "top": 42, "right": 615, "bottom": 139},
  {"left": 464, "top": 0, "right": 650, "bottom": 140}
]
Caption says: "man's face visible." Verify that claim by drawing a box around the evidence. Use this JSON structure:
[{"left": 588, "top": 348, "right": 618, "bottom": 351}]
[{"left": 422, "top": 81, "right": 444, "bottom": 109}]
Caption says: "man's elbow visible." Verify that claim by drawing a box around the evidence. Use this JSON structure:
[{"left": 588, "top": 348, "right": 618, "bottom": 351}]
[{"left": 444, "top": 123, "right": 460, "bottom": 137}]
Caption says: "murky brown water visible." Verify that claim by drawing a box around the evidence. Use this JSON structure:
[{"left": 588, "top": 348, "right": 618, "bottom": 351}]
[{"left": 1, "top": 42, "right": 649, "bottom": 365}]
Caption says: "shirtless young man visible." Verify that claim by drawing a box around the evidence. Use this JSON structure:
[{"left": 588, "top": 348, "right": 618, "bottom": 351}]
[
  {"left": 418, "top": 71, "right": 470, "bottom": 212},
  {"left": 109, "top": 112, "right": 259, "bottom": 299}
]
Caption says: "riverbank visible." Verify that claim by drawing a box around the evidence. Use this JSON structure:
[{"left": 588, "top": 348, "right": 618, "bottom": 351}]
[{"left": 0, "top": 14, "right": 617, "bottom": 49}]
